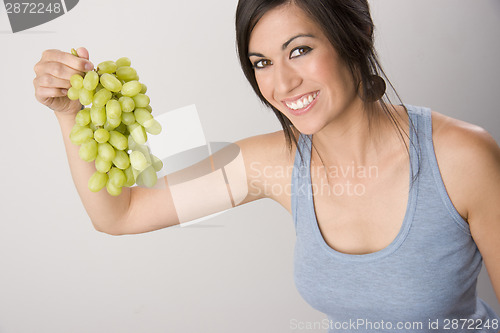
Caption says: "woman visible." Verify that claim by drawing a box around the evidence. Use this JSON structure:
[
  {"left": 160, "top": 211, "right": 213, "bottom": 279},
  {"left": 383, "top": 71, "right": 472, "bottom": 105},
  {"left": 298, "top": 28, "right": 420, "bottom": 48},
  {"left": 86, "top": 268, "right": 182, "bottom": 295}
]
[{"left": 33, "top": 0, "right": 500, "bottom": 330}]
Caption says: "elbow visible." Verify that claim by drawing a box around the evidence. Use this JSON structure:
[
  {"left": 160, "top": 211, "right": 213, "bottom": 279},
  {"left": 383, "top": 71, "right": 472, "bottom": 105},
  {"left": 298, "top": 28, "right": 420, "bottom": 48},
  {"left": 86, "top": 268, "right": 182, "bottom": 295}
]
[{"left": 90, "top": 219, "right": 127, "bottom": 236}]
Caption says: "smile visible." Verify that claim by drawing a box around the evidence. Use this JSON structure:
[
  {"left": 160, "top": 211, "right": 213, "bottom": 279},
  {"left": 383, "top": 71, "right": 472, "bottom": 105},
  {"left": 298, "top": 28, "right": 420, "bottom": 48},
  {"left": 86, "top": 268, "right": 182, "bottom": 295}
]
[{"left": 284, "top": 91, "right": 319, "bottom": 111}]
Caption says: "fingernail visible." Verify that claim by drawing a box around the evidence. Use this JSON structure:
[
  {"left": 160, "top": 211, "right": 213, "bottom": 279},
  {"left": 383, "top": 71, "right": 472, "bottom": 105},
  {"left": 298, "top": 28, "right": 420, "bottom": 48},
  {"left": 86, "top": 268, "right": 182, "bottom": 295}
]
[{"left": 85, "top": 63, "right": 94, "bottom": 71}]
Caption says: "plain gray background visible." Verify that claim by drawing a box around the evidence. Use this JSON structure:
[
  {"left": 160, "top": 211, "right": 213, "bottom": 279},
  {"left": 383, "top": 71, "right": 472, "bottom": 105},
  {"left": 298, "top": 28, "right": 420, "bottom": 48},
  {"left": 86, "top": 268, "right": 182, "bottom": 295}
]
[{"left": 0, "top": 0, "right": 499, "bottom": 332}]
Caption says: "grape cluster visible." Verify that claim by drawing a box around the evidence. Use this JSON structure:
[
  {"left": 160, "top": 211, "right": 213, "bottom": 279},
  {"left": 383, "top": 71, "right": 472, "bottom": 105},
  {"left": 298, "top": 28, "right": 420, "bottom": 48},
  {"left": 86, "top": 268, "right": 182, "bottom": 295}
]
[{"left": 67, "top": 51, "right": 163, "bottom": 196}]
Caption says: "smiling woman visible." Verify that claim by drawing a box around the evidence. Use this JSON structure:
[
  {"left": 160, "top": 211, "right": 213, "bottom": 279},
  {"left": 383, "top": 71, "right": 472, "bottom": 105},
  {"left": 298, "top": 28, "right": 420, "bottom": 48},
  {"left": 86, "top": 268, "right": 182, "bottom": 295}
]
[{"left": 31, "top": 0, "right": 500, "bottom": 330}]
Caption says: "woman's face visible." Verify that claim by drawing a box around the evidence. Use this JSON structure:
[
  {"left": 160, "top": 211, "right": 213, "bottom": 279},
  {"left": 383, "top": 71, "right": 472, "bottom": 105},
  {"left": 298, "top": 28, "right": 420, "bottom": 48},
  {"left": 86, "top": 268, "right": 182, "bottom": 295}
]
[{"left": 248, "top": 4, "right": 360, "bottom": 135}]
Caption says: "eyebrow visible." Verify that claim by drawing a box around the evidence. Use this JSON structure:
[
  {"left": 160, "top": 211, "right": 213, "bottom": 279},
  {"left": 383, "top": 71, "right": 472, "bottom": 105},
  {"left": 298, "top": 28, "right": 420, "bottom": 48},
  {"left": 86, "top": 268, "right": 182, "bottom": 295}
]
[{"left": 248, "top": 33, "right": 315, "bottom": 58}]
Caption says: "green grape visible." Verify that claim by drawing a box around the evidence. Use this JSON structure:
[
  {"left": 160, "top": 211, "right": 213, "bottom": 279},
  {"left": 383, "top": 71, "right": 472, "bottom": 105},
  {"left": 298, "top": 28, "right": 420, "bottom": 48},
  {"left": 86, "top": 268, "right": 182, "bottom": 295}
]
[
  {"left": 104, "top": 117, "right": 121, "bottom": 131},
  {"left": 79, "top": 139, "right": 98, "bottom": 162},
  {"left": 70, "top": 74, "right": 84, "bottom": 89},
  {"left": 100, "top": 73, "right": 122, "bottom": 93},
  {"left": 83, "top": 71, "right": 99, "bottom": 91},
  {"left": 106, "top": 99, "right": 122, "bottom": 119},
  {"left": 151, "top": 154, "right": 163, "bottom": 172},
  {"left": 112, "top": 150, "right": 130, "bottom": 170},
  {"left": 97, "top": 61, "right": 117, "bottom": 75},
  {"left": 136, "top": 165, "right": 157, "bottom": 188},
  {"left": 127, "top": 135, "right": 139, "bottom": 151},
  {"left": 123, "top": 166, "right": 135, "bottom": 187},
  {"left": 88, "top": 171, "right": 108, "bottom": 192},
  {"left": 134, "top": 108, "right": 153, "bottom": 126},
  {"left": 140, "top": 83, "right": 147, "bottom": 94},
  {"left": 130, "top": 150, "right": 149, "bottom": 171},
  {"left": 90, "top": 105, "right": 106, "bottom": 126},
  {"left": 108, "top": 167, "right": 126, "bottom": 187},
  {"left": 121, "top": 81, "right": 142, "bottom": 97},
  {"left": 144, "top": 119, "right": 162, "bottom": 135},
  {"left": 70, "top": 126, "right": 93, "bottom": 145},
  {"left": 106, "top": 181, "right": 122, "bottom": 196},
  {"left": 93, "top": 88, "right": 112, "bottom": 107},
  {"left": 128, "top": 122, "right": 147, "bottom": 145},
  {"left": 132, "top": 93, "right": 150, "bottom": 108},
  {"left": 89, "top": 122, "right": 98, "bottom": 131},
  {"left": 118, "top": 96, "right": 135, "bottom": 112},
  {"left": 67, "top": 87, "right": 80, "bottom": 101},
  {"left": 145, "top": 105, "right": 152, "bottom": 112},
  {"left": 71, "top": 48, "right": 78, "bottom": 56},
  {"left": 108, "top": 131, "right": 128, "bottom": 150},
  {"left": 116, "top": 57, "right": 131, "bottom": 68},
  {"left": 121, "top": 111, "right": 135, "bottom": 126},
  {"left": 95, "top": 155, "right": 112, "bottom": 173},
  {"left": 79, "top": 88, "right": 94, "bottom": 105},
  {"left": 95, "top": 83, "right": 104, "bottom": 93},
  {"left": 94, "top": 128, "right": 110, "bottom": 143},
  {"left": 116, "top": 66, "right": 137, "bottom": 81},
  {"left": 75, "top": 107, "right": 91, "bottom": 126},
  {"left": 97, "top": 142, "right": 116, "bottom": 161}
]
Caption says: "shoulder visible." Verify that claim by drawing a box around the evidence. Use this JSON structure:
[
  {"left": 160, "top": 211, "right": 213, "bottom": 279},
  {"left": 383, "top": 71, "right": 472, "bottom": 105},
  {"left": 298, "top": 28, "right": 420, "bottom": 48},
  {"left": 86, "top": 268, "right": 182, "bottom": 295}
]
[
  {"left": 234, "top": 129, "right": 297, "bottom": 209},
  {"left": 430, "top": 110, "right": 500, "bottom": 221}
]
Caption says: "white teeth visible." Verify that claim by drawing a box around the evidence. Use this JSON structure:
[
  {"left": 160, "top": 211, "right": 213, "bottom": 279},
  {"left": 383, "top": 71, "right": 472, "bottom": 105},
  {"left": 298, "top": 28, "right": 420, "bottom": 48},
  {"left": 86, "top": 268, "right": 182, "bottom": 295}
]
[{"left": 285, "top": 92, "right": 318, "bottom": 110}]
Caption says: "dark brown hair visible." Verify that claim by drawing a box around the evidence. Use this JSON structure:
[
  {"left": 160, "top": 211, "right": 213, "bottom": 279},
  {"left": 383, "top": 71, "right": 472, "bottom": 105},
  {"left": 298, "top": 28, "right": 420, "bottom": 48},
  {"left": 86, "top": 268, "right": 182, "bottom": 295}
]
[{"left": 235, "top": 0, "right": 420, "bottom": 183}]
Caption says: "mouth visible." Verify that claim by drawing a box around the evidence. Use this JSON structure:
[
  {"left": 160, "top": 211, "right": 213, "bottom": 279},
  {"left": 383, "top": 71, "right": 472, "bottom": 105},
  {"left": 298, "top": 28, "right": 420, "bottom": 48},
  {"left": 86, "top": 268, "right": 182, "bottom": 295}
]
[{"left": 282, "top": 91, "right": 319, "bottom": 114}]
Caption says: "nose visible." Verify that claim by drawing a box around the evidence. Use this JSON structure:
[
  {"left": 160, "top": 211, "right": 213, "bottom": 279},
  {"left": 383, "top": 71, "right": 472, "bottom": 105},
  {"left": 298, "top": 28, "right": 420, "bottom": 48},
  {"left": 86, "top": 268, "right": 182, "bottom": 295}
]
[{"left": 273, "top": 61, "right": 302, "bottom": 97}]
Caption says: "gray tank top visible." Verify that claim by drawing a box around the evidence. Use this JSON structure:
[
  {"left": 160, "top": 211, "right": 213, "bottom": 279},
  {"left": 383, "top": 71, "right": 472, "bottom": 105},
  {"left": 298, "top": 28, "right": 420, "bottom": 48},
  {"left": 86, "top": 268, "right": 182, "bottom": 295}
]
[{"left": 291, "top": 105, "right": 499, "bottom": 332}]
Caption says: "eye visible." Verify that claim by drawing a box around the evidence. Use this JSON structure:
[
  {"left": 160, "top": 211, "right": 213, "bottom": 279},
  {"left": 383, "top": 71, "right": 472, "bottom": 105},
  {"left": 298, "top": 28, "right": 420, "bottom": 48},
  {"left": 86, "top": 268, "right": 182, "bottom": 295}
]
[
  {"left": 253, "top": 59, "right": 272, "bottom": 69},
  {"left": 290, "top": 46, "right": 312, "bottom": 59}
]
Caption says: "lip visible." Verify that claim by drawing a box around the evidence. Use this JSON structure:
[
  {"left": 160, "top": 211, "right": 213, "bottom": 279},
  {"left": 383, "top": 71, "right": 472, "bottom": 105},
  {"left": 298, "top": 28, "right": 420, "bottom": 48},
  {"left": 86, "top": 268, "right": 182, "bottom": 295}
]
[{"left": 282, "top": 90, "right": 320, "bottom": 116}]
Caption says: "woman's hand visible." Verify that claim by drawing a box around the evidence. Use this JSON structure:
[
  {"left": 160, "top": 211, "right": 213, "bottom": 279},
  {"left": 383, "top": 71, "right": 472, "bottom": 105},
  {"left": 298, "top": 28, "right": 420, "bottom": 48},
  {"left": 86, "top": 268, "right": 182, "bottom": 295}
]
[{"left": 33, "top": 47, "right": 94, "bottom": 116}]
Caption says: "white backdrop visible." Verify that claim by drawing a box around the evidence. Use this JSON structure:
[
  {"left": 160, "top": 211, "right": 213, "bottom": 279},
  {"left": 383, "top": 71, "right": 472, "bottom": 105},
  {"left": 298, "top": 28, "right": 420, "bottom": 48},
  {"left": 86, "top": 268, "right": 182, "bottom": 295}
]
[{"left": 0, "top": 0, "right": 499, "bottom": 332}]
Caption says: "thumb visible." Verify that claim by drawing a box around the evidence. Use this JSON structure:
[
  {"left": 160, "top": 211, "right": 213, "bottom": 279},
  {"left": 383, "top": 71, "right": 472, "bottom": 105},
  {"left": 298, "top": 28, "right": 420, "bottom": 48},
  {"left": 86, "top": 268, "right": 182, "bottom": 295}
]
[{"left": 76, "top": 47, "right": 89, "bottom": 60}]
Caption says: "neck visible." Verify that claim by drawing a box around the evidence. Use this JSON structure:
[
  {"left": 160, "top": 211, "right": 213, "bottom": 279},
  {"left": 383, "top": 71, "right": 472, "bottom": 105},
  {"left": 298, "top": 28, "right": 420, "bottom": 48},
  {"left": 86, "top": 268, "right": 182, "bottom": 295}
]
[{"left": 311, "top": 100, "right": 404, "bottom": 167}]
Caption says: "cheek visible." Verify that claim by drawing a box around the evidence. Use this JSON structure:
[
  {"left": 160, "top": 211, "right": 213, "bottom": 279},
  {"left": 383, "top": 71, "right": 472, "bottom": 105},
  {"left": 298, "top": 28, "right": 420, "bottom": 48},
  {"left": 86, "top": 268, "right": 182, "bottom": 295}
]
[{"left": 255, "top": 73, "right": 275, "bottom": 103}]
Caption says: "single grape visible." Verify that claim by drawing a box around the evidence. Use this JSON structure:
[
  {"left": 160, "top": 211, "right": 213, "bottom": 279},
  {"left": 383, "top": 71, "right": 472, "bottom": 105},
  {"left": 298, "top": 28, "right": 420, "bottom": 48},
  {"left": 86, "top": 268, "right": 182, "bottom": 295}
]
[
  {"left": 90, "top": 105, "right": 106, "bottom": 127},
  {"left": 108, "top": 131, "right": 128, "bottom": 150},
  {"left": 70, "top": 126, "right": 93, "bottom": 145},
  {"left": 123, "top": 166, "right": 135, "bottom": 187},
  {"left": 112, "top": 150, "right": 130, "bottom": 170},
  {"left": 67, "top": 87, "right": 80, "bottom": 101},
  {"left": 121, "top": 81, "right": 142, "bottom": 97},
  {"left": 97, "top": 142, "right": 116, "bottom": 162},
  {"left": 97, "top": 61, "right": 118, "bottom": 75},
  {"left": 140, "top": 83, "right": 147, "bottom": 94},
  {"left": 136, "top": 165, "right": 157, "bottom": 188},
  {"left": 132, "top": 93, "right": 150, "bottom": 108},
  {"left": 95, "top": 155, "right": 112, "bottom": 173},
  {"left": 79, "top": 88, "right": 94, "bottom": 105},
  {"left": 106, "top": 99, "right": 122, "bottom": 119},
  {"left": 106, "top": 181, "right": 122, "bottom": 196},
  {"left": 116, "top": 57, "right": 131, "bottom": 68},
  {"left": 70, "top": 74, "right": 84, "bottom": 89},
  {"left": 94, "top": 128, "right": 110, "bottom": 143},
  {"left": 118, "top": 96, "right": 135, "bottom": 112},
  {"left": 88, "top": 171, "right": 108, "bottom": 192},
  {"left": 151, "top": 155, "right": 163, "bottom": 172},
  {"left": 83, "top": 71, "right": 99, "bottom": 91},
  {"left": 130, "top": 151, "right": 149, "bottom": 172},
  {"left": 143, "top": 119, "right": 162, "bottom": 135},
  {"left": 75, "top": 107, "right": 91, "bottom": 126},
  {"left": 116, "top": 66, "right": 137, "bottom": 81},
  {"left": 121, "top": 111, "right": 135, "bottom": 126},
  {"left": 93, "top": 88, "right": 112, "bottom": 107},
  {"left": 108, "top": 167, "right": 126, "bottom": 187},
  {"left": 100, "top": 73, "right": 122, "bottom": 93},
  {"left": 133, "top": 108, "right": 152, "bottom": 126},
  {"left": 128, "top": 122, "right": 147, "bottom": 145},
  {"left": 79, "top": 139, "right": 98, "bottom": 162}
]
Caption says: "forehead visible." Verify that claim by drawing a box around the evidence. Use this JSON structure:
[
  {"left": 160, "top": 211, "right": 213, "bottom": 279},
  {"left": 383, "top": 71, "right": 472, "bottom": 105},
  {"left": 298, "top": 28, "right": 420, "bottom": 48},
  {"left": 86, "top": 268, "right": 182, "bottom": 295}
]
[{"left": 248, "top": 4, "right": 323, "bottom": 52}]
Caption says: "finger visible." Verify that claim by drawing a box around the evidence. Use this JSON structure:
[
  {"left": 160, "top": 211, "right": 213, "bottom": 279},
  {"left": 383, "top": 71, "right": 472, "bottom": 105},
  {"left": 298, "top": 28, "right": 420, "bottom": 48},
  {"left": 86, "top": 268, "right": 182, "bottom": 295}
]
[
  {"left": 42, "top": 49, "right": 94, "bottom": 72},
  {"left": 40, "top": 61, "right": 86, "bottom": 81},
  {"left": 76, "top": 47, "right": 89, "bottom": 60},
  {"left": 34, "top": 73, "right": 72, "bottom": 90},
  {"left": 35, "top": 86, "right": 68, "bottom": 102}
]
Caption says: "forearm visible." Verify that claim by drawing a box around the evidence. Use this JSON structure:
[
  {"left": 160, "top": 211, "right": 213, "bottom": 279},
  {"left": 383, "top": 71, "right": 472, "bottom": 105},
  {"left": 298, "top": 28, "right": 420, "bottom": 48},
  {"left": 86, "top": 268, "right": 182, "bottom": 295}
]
[{"left": 55, "top": 112, "right": 131, "bottom": 233}]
